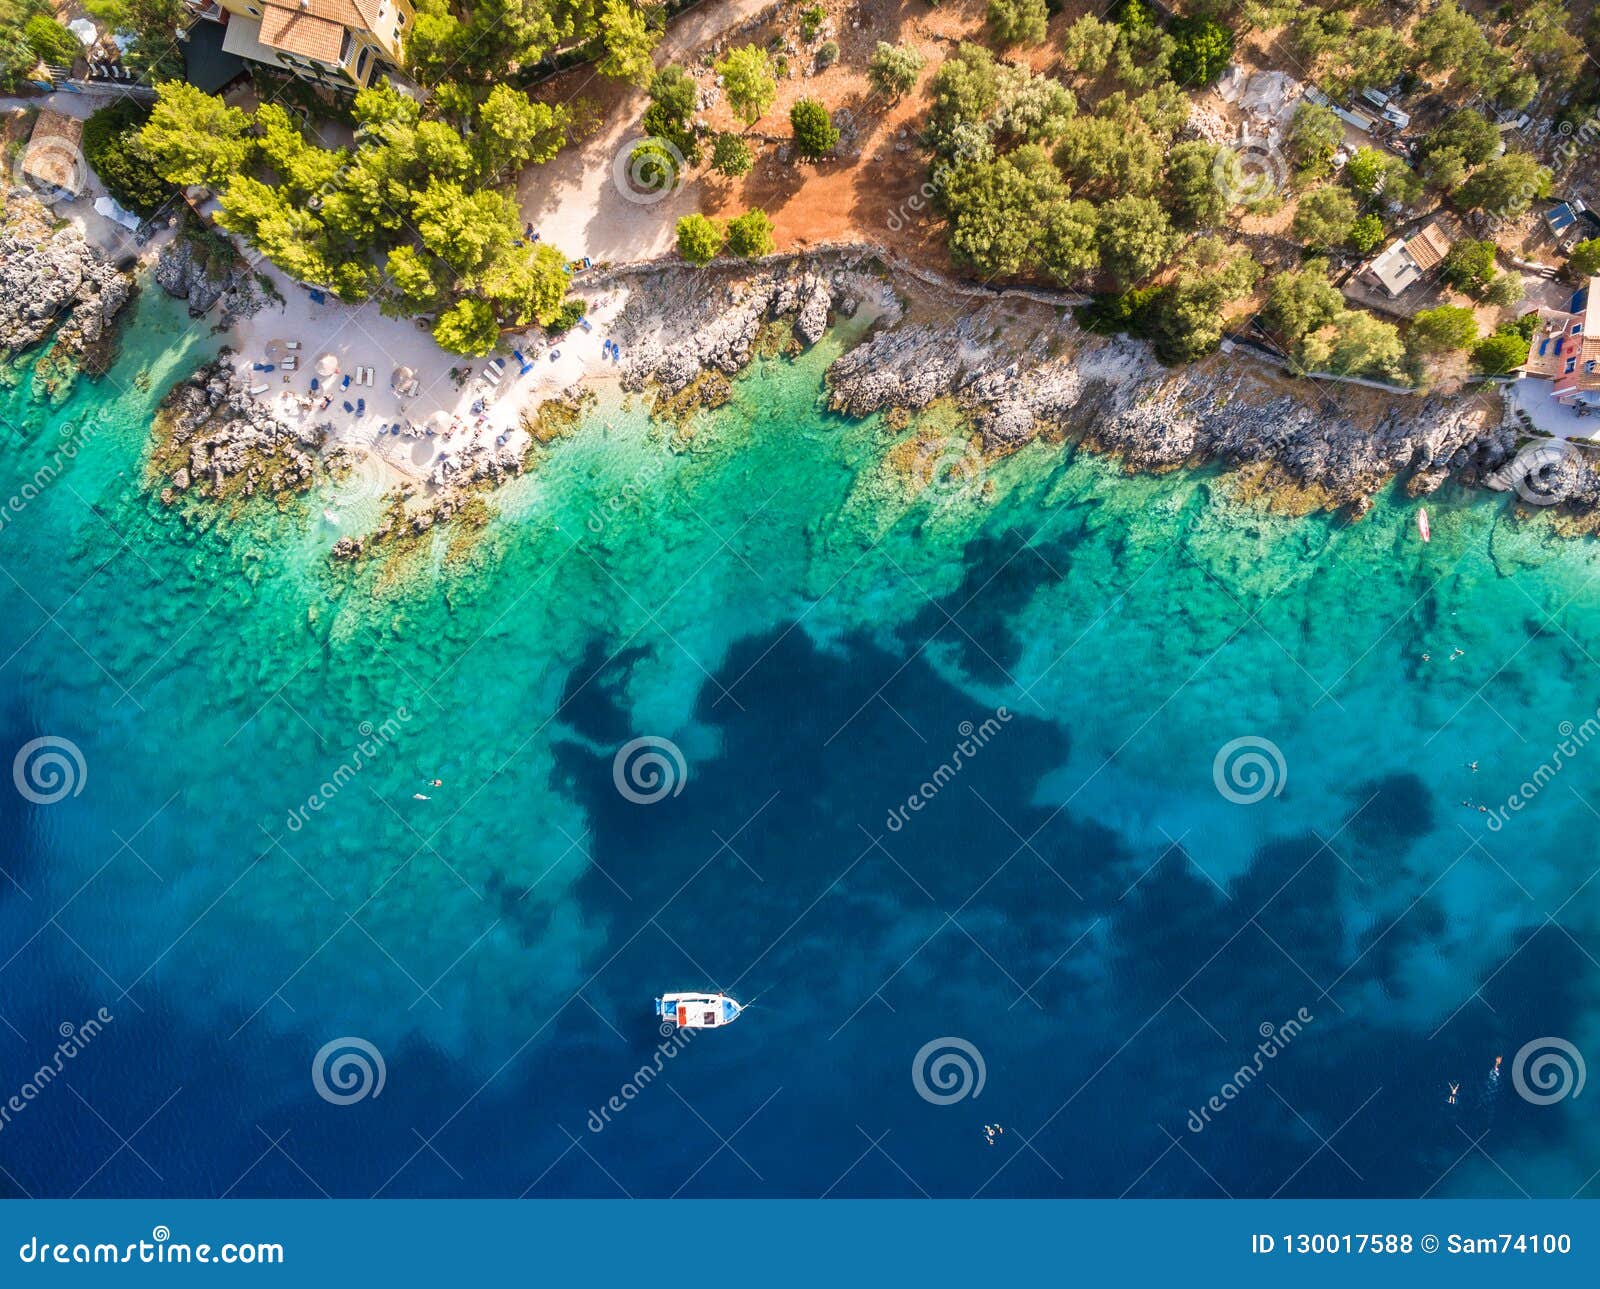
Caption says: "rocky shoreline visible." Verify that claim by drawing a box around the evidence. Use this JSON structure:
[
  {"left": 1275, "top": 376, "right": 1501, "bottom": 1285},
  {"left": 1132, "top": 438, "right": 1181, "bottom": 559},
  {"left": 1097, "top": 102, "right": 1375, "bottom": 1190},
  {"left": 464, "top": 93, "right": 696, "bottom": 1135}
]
[
  {"left": 138, "top": 244, "right": 1600, "bottom": 548},
  {"left": 608, "top": 249, "right": 1600, "bottom": 519},
  {"left": 0, "top": 192, "right": 134, "bottom": 391}
]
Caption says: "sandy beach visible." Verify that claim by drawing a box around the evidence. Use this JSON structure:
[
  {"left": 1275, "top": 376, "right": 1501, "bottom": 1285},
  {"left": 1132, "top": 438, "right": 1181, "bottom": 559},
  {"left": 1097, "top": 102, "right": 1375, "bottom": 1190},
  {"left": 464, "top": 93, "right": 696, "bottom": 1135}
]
[{"left": 224, "top": 261, "right": 632, "bottom": 491}]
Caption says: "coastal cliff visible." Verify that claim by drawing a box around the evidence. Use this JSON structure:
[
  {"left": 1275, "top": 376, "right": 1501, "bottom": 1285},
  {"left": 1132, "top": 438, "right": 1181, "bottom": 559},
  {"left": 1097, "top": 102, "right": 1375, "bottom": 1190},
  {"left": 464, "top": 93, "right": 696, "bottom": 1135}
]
[
  {"left": 605, "top": 251, "right": 1584, "bottom": 519},
  {"left": 0, "top": 193, "right": 134, "bottom": 391}
]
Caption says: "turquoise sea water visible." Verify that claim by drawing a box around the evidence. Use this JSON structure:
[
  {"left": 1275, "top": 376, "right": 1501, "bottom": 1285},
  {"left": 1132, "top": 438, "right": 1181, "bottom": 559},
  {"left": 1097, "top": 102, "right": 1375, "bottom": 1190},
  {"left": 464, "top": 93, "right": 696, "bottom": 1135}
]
[{"left": 1, "top": 288, "right": 1596, "bottom": 1198}]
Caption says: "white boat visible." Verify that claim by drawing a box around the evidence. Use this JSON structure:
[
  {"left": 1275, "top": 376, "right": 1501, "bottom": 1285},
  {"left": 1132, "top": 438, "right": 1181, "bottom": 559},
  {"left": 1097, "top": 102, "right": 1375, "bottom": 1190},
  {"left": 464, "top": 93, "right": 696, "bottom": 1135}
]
[{"left": 656, "top": 992, "right": 743, "bottom": 1030}]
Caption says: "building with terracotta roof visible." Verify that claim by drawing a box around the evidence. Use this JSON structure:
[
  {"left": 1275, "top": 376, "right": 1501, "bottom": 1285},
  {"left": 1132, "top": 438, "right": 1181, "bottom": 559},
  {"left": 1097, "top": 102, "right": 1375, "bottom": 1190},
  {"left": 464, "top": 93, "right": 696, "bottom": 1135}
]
[
  {"left": 1363, "top": 222, "right": 1454, "bottom": 298},
  {"left": 1520, "top": 277, "right": 1600, "bottom": 408},
  {"left": 188, "top": 0, "right": 411, "bottom": 92},
  {"left": 21, "top": 110, "right": 86, "bottom": 198}
]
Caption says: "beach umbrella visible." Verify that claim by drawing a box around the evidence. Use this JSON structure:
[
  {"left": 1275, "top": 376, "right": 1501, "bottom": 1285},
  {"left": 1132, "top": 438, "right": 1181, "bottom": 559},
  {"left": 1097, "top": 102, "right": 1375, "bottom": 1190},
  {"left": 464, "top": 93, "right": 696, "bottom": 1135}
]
[
  {"left": 425, "top": 410, "right": 454, "bottom": 435},
  {"left": 316, "top": 353, "right": 339, "bottom": 377}
]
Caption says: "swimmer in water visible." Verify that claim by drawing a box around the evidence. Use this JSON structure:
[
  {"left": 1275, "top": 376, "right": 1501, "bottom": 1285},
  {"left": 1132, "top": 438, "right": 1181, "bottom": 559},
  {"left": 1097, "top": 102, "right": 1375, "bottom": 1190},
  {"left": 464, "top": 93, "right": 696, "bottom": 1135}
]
[
  {"left": 1468, "top": 761, "right": 1478, "bottom": 772},
  {"left": 428, "top": 778, "right": 442, "bottom": 787},
  {"left": 1447, "top": 1082, "right": 1459, "bottom": 1105}
]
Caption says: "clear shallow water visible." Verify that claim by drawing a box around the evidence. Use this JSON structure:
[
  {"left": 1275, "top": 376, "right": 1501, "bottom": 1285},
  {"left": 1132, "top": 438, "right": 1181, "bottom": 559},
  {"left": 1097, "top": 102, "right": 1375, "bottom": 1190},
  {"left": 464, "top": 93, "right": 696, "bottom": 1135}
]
[{"left": 1, "top": 291, "right": 1596, "bottom": 1198}]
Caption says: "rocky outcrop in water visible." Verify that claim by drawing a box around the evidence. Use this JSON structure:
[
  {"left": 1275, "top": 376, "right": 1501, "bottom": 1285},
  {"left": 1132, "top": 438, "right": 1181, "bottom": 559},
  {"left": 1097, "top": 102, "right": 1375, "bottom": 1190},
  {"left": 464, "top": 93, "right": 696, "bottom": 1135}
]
[
  {"left": 0, "top": 194, "right": 133, "bottom": 374},
  {"left": 154, "top": 358, "right": 323, "bottom": 503},
  {"left": 153, "top": 220, "right": 263, "bottom": 325}
]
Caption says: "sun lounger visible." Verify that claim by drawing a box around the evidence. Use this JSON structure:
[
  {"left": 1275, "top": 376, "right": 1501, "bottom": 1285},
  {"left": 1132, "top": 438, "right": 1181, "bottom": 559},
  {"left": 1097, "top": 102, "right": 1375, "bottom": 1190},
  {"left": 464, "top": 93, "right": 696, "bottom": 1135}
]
[
  {"left": 282, "top": 356, "right": 297, "bottom": 370},
  {"left": 310, "top": 378, "right": 319, "bottom": 392},
  {"left": 343, "top": 401, "right": 354, "bottom": 412},
  {"left": 357, "top": 399, "right": 366, "bottom": 415},
  {"left": 579, "top": 318, "right": 591, "bottom": 332},
  {"left": 249, "top": 383, "right": 269, "bottom": 395},
  {"left": 285, "top": 341, "right": 301, "bottom": 350},
  {"left": 341, "top": 375, "right": 351, "bottom": 389}
]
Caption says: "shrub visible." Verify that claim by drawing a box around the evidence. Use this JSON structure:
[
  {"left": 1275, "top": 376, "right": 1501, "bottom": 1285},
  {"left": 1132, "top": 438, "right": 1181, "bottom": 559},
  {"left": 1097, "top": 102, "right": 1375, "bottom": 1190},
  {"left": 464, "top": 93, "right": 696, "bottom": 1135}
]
[
  {"left": 676, "top": 213, "right": 725, "bottom": 264},
  {"left": 83, "top": 100, "right": 174, "bottom": 215},
  {"left": 816, "top": 40, "right": 839, "bottom": 68},
  {"left": 710, "top": 132, "right": 753, "bottom": 178},
  {"left": 24, "top": 14, "right": 80, "bottom": 67},
  {"left": 1167, "top": 17, "right": 1233, "bottom": 88},
  {"left": 867, "top": 42, "right": 925, "bottom": 99},
  {"left": 1348, "top": 213, "right": 1385, "bottom": 254},
  {"left": 1440, "top": 239, "right": 1498, "bottom": 295},
  {"left": 790, "top": 98, "right": 838, "bottom": 159},
  {"left": 725, "top": 208, "right": 776, "bottom": 258},
  {"left": 987, "top": 0, "right": 1048, "bottom": 45}
]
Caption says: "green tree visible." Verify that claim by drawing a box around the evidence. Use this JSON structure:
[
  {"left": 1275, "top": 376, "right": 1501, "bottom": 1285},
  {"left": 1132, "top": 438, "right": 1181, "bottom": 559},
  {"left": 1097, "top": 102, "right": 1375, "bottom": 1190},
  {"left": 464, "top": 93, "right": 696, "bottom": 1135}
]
[
  {"left": 596, "top": 0, "right": 659, "bottom": 84},
  {"left": 1261, "top": 264, "right": 1344, "bottom": 347},
  {"left": 1060, "top": 14, "right": 1118, "bottom": 75},
  {"left": 385, "top": 245, "right": 443, "bottom": 313},
  {"left": 1411, "top": 1, "right": 1490, "bottom": 84},
  {"left": 1301, "top": 310, "right": 1405, "bottom": 380},
  {"left": 1146, "top": 236, "right": 1261, "bottom": 362},
  {"left": 867, "top": 41, "right": 925, "bottom": 99},
  {"left": 990, "top": 65, "right": 1076, "bottom": 145},
  {"left": 1291, "top": 186, "right": 1357, "bottom": 251},
  {"left": 676, "top": 213, "right": 725, "bottom": 264},
  {"left": 23, "top": 13, "right": 79, "bottom": 65},
  {"left": 1286, "top": 102, "right": 1342, "bottom": 180},
  {"left": 717, "top": 45, "right": 777, "bottom": 125},
  {"left": 1167, "top": 16, "right": 1233, "bottom": 87},
  {"left": 710, "top": 132, "right": 753, "bottom": 177},
  {"left": 1455, "top": 152, "right": 1551, "bottom": 217},
  {"left": 926, "top": 43, "right": 999, "bottom": 158},
  {"left": 1407, "top": 305, "right": 1478, "bottom": 355},
  {"left": 81, "top": 100, "right": 172, "bottom": 214},
  {"left": 1484, "top": 274, "right": 1524, "bottom": 308},
  {"left": 1415, "top": 108, "right": 1498, "bottom": 190},
  {"left": 941, "top": 144, "right": 1066, "bottom": 277},
  {"left": 790, "top": 98, "right": 839, "bottom": 159},
  {"left": 1348, "top": 214, "right": 1384, "bottom": 254},
  {"left": 642, "top": 64, "right": 700, "bottom": 164},
  {"left": 1037, "top": 196, "right": 1099, "bottom": 285},
  {"left": 987, "top": 0, "right": 1047, "bottom": 45},
  {"left": 477, "top": 242, "right": 569, "bottom": 327},
  {"left": 1472, "top": 326, "right": 1531, "bottom": 374},
  {"left": 432, "top": 298, "right": 500, "bottom": 357},
  {"left": 1569, "top": 238, "right": 1600, "bottom": 277},
  {"left": 1096, "top": 193, "right": 1176, "bottom": 286},
  {"left": 1441, "top": 239, "right": 1498, "bottom": 295},
  {"left": 413, "top": 181, "right": 519, "bottom": 276},
  {"left": 138, "top": 81, "right": 253, "bottom": 187},
  {"left": 725, "top": 208, "right": 776, "bottom": 258},
  {"left": 1164, "top": 140, "right": 1226, "bottom": 227},
  {"left": 1053, "top": 113, "right": 1161, "bottom": 198},
  {"left": 474, "top": 86, "right": 567, "bottom": 181}
]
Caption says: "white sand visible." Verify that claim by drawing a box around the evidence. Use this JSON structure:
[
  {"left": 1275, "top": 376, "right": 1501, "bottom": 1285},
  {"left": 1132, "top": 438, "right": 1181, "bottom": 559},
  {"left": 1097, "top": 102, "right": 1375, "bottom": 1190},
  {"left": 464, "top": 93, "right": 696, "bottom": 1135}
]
[{"left": 228, "top": 262, "right": 632, "bottom": 488}]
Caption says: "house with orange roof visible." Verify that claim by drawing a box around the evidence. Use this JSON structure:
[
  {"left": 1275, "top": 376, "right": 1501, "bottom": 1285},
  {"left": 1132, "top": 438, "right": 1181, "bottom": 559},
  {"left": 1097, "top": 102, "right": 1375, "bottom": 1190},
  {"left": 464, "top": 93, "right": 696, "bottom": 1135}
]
[
  {"left": 187, "top": 0, "right": 412, "bottom": 92},
  {"left": 1520, "top": 277, "right": 1600, "bottom": 409}
]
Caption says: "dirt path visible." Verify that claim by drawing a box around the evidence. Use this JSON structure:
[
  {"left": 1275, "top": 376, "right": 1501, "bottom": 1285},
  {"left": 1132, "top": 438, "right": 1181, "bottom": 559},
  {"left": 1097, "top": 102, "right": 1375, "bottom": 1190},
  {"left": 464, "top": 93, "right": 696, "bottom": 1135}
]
[{"left": 515, "top": 0, "right": 783, "bottom": 263}]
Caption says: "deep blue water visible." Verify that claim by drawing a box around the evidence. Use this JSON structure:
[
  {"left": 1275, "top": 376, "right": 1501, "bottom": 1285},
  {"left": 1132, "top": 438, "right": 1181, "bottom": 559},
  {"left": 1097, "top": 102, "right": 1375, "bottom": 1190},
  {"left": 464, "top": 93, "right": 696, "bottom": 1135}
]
[{"left": 1, "top": 292, "right": 1596, "bottom": 1198}]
